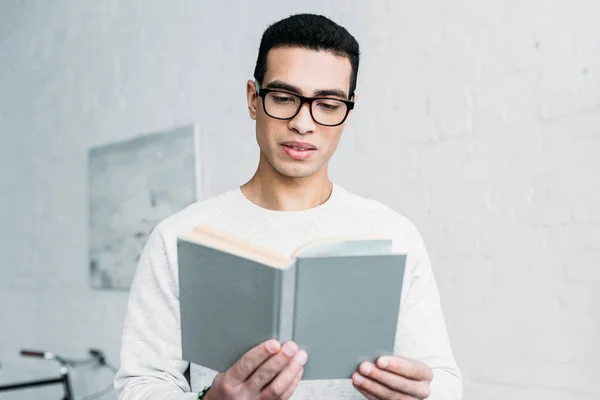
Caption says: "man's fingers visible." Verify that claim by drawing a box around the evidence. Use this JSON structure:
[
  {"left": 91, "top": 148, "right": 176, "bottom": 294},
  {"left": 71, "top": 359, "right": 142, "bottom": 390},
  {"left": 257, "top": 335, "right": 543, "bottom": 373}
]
[
  {"left": 354, "top": 386, "right": 381, "bottom": 400},
  {"left": 225, "top": 339, "right": 281, "bottom": 383},
  {"left": 377, "top": 356, "right": 433, "bottom": 382},
  {"left": 257, "top": 346, "right": 307, "bottom": 399},
  {"left": 276, "top": 364, "right": 304, "bottom": 400},
  {"left": 359, "top": 362, "right": 431, "bottom": 398},
  {"left": 245, "top": 341, "right": 298, "bottom": 392},
  {"left": 353, "top": 372, "right": 420, "bottom": 400}
]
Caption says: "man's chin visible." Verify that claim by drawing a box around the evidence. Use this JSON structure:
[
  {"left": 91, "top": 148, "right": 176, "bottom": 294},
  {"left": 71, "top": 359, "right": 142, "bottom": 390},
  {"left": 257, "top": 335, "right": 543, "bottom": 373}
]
[{"left": 275, "top": 163, "right": 319, "bottom": 179}]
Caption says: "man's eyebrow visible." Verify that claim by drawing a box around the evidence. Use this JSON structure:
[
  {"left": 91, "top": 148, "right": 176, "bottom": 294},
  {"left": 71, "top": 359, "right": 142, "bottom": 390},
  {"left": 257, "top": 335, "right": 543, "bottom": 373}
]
[
  {"left": 264, "top": 80, "right": 302, "bottom": 94},
  {"left": 314, "top": 88, "right": 349, "bottom": 99},
  {"left": 264, "top": 80, "right": 349, "bottom": 100}
]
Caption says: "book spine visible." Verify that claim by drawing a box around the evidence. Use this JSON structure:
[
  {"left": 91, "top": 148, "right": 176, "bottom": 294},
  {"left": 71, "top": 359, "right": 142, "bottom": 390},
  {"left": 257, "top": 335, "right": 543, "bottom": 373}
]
[
  {"left": 272, "top": 269, "right": 282, "bottom": 340},
  {"left": 277, "top": 263, "right": 296, "bottom": 343}
]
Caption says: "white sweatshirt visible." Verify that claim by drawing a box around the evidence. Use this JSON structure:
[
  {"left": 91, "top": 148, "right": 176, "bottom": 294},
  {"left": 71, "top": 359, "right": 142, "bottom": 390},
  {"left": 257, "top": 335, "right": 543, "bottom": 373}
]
[{"left": 114, "top": 183, "right": 463, "bottom": 399}]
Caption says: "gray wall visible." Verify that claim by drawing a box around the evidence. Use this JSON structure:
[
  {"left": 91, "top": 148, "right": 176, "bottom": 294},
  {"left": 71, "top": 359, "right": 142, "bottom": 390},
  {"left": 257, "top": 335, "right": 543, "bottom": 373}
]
[{"left": 1, "top": 1, "right": 599, "bottom": 399}]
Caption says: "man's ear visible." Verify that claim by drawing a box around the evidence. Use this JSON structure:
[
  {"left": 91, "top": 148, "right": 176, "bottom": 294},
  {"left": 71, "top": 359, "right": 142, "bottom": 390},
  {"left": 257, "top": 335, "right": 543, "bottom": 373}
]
[{"left": 246, "top": 79, "right": 258, "bottom": 120}]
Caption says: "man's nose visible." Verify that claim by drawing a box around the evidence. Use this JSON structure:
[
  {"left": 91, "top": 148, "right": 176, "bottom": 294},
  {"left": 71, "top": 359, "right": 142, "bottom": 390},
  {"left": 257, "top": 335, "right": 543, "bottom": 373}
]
[{"left": 288, "top": 103, "right": 317, "bottom": 134}]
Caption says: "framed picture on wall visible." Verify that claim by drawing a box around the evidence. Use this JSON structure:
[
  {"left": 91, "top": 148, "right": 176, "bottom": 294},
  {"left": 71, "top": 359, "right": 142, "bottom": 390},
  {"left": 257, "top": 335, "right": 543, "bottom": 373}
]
[{"left": 88, "top": 124, "right": 199, "bottom": 290}]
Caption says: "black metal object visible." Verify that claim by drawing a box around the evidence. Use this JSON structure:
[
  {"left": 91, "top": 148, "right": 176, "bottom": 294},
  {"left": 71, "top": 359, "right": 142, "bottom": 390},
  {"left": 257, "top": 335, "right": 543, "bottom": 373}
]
[
  {"left": 0, "top": 350, "right": 78, "bottom": 399},
  {"left": 0, "top": 376, "right": 64, "bottom": 391},
  {"left": 0, "top": 373, "right": 72, "bottom": 399},
  {"left": 61, "top": 367, "right": 74, "bottom": 400}
]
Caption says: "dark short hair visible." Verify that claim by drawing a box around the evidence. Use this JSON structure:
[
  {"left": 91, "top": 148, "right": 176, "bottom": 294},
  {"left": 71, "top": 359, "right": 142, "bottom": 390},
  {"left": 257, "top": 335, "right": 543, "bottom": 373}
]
[{"left": 253, "top": 13, "right": 360, "bottom": 99}]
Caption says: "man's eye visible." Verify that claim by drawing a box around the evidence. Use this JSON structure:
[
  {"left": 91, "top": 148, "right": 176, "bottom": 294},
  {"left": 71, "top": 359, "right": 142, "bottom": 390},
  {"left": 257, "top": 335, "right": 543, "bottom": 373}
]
[
  {"left": 317, "top": 101, "right": 341, "bottom": 111},
  {"left": 273, "top": 96, "right": 294, "bottom": 103}
]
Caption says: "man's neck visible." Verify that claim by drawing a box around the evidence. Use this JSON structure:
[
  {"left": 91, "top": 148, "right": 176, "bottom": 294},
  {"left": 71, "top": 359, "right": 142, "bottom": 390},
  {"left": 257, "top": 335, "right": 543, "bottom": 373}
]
[{"left": 240, "top": 165, "right": 333, "bottom": 212}]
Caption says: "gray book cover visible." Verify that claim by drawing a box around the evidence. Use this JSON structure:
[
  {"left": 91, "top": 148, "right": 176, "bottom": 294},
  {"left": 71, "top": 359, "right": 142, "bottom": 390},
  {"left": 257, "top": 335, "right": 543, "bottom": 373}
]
[{"left": 177, "top": 236, "right": 406, "bottom": 380}]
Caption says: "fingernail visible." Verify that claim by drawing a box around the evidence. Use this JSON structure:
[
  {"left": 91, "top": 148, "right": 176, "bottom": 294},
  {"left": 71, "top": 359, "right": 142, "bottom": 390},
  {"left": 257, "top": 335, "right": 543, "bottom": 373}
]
[
  {"left": 266, "top": 340, "right": 280, "bottom": 353},
  {"left": 282, "top": 341, "right": 297, "bottom": 356},
  {"left": 353, "top": 373, "right": 364, "bottom": 384},
  {"left": 294, "top": 350, "right": 308, "bottom": 365},
  {"left": 378, "top": 357, "right": 389, "bottom": 368},
  {"left": 360, "top": 362, "right": 373, "bottom": 375}
]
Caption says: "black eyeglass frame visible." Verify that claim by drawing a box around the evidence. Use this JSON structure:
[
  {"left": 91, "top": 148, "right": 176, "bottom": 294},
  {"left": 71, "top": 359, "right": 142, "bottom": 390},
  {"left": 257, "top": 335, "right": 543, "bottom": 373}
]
[{"left": 255, "top": 82, "right": 355, "bottom": 127}]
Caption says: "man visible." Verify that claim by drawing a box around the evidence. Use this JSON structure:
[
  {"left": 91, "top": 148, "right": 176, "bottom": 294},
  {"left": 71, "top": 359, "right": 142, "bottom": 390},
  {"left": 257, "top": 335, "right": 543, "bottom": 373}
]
[{"left": 115, "top": 13, "right": 462, "bottom": 400}]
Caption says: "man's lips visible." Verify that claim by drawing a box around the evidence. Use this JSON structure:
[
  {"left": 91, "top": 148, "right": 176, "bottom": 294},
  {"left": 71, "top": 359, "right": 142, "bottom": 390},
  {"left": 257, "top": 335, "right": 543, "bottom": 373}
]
[
  {"left": 280, "top": 142, "right": 316, "bottom": 160},
  {"left": 280, "top": 141, "right": 317, "bottom": 150}
]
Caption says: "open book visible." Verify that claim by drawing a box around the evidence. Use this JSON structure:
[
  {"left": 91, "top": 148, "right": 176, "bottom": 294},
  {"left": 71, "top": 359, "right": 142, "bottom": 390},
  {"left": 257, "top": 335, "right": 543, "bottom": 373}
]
[{"left": 177, "top": 224, "right": 406, "bottom": 380}]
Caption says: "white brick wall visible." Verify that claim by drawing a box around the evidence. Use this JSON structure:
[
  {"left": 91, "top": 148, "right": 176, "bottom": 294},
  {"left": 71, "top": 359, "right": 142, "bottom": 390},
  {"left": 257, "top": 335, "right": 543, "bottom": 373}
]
[{"left": 1, "top": 1, "right": 598, "bottom": 399}]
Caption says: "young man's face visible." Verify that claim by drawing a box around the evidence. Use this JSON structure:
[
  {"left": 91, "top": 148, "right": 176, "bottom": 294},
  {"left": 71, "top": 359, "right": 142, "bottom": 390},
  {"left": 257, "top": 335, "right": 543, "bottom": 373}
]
[{"left": 247, "top": 47, "right": 354, "bottom": 179}]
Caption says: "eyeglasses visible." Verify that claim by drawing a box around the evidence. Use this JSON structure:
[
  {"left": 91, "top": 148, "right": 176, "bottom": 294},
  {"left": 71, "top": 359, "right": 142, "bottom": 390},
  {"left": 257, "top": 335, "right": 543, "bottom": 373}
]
[{"left": 255, "top": 81, "right": 355, "bottom": 127}]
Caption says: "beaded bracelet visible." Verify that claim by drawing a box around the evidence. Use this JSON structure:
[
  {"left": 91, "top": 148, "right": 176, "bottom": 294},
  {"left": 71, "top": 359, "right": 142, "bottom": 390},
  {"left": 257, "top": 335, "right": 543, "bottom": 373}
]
[{"left": 197, "top": 386, "right": 211, "bottom": 399}]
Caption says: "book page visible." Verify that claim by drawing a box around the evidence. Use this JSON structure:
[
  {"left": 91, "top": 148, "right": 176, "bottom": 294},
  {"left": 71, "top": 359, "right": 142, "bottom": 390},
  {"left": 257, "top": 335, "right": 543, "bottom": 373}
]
[
  {"left": 290, "top": 234, "right": 393, "bottom": 259},
  {"left": 183, "top": 225, "right": 292, "bottom": 268}
]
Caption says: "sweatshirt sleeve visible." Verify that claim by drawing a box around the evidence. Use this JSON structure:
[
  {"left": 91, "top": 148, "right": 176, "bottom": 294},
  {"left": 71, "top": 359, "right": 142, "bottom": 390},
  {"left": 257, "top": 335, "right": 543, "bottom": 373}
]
[
  {"left": 114, "top": 225, "right": 198, "bottom": 400},
  {"left": 394, "top": 223, "right": 463, "bottom": 400}
]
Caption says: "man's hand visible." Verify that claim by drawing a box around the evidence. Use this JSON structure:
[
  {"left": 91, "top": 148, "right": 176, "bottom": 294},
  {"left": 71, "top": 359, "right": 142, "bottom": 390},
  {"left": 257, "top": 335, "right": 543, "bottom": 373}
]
[
  {"left": 351, "top": 355, "right": 433, "bottom": 400},
  {"left": 205, "top": 339, "right": 308, "bottom": 400}
]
